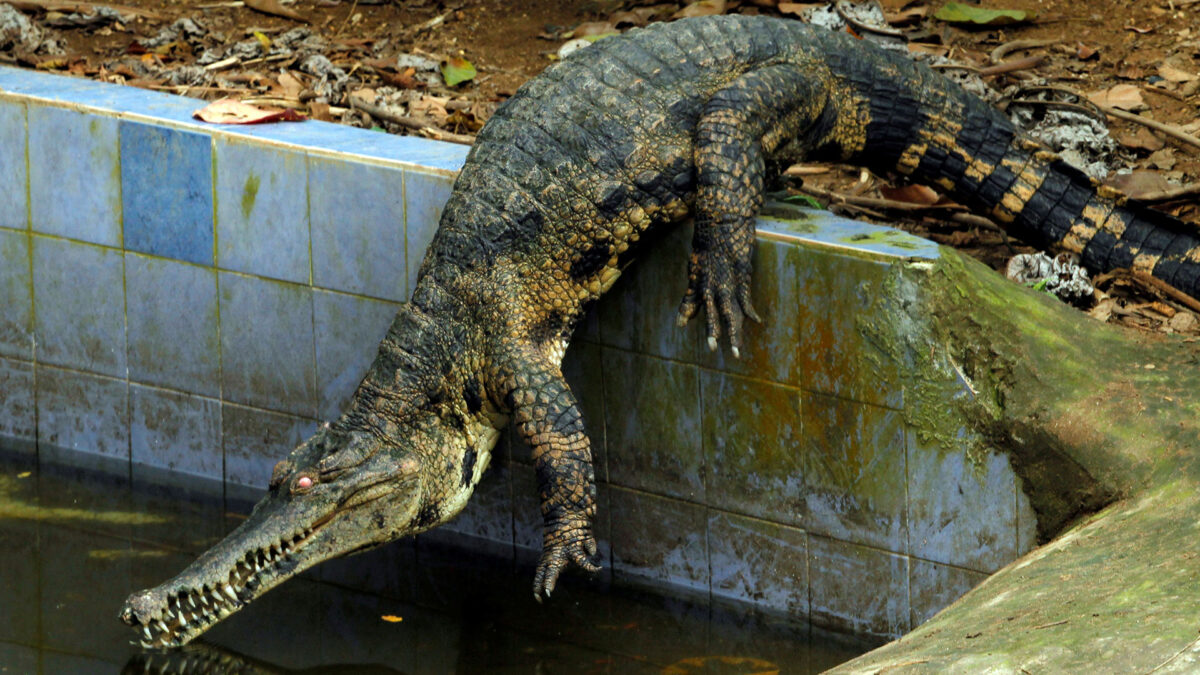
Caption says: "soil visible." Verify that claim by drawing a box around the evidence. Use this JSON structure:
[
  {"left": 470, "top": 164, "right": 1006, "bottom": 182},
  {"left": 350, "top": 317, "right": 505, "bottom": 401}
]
[{"left": 2, "top": 0, "right": 1199, "bottom": 333}]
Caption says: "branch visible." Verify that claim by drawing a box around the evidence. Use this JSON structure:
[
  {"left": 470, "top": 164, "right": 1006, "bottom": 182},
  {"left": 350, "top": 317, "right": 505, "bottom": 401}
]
[
  {"left": 349, "top": 95, "right": 475, "bottom": 145},
  {"left": 1101, "top": 106, "right": 1200, "bottom": 152}
]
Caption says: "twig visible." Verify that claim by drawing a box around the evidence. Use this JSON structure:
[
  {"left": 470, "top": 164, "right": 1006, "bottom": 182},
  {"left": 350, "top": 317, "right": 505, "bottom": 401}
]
[
  {"left": 990, "top": 38, "right": 1058, "bottom": 63},
  {"left": 349, "top": 95, "right": 475, "bottom": 145},
  {"left": 203, "top": 56, "right": 241, "bottom": 71},
  {"left": 783, "top": 164, "right": 832, "bottom": 176},
  {"left": 6, "top": 0, "right": 160, "bottom": 17},
  {"left": 798, "top": 184, "right": 964, "bottom": 212},
  {"left": 978, "top": 55, "right": 1045, "bottom": 77},
  {"left": 1033, "top": 619, "right": 1069, "bottom": 630},
  {"left": 1101, "top": 106, "right": 1200, "bottom": 152},
  {"left": 404, "top": 9, "right": 452, "bottom": 35},
  {"left": 335, "top": 0, "right": 358, "bottom": 35},
  {"left": 1132, "top": 183, "right": 1200, "bottom": 203},
  {"left": 1146, "top": 84, "right": 1186, "bottom": 101},
  {"left": 834, "top": 0, "right": 904, "bottom": 37},
  {"left": 1132, "top": 271, "right": 1200, "bottom": 314}
]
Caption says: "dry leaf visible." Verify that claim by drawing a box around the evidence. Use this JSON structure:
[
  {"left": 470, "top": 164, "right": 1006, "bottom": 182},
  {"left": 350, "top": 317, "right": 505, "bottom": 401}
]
[
  {"left": 571, "top": 21, "right": 618, "bottom": 37},
  {"left": 778, "top": 2, "right": 821, "bottom": 16},
  {"left": 1145, "top": 148, "right": 1176, "bottom": 171},
  {"left": 880, "top": 184, "right": 940, "bottom": 205},
  {"left": 193, "top": 98, "right": 305, "bottom": 124},
  {"left": 1158, "top": 63, "right": 1196, "bottom": 83},
  {"left": 1169, "top": 311, "right": 1199, "bottom": 332},
  {"left": 1104, "top": 170, "right": 1171, "bottom": 199},
  {"left": 1118, "top": 126, "right": 1165, "bottom": 152},
  {"left": 276, "top": 70, "right": 305, "bottom": 98},
  {"left": 245, "top": 0, "right": 308, "bottom": 22},
  {"left": 309, "top": 101, "right": 332, "bottom": 121},
  {"left": 1075, "top": 43, "right": 1097, "bottom": 60},
  {"left": 411, "top": 94, "right": 450, "bottom": 122},
  {"left": 380, "top": 615, "right": 403, "bottom": 623},
  {"left": 1087, "top": 84, "right": 1146, "bottom": 111},
  {"left": 885, "top": 6, "right": 928, "bottom": 26},
  {"left": 673, "top": 0, "right": 726, "bottom": 18},
  {"left": 1089, "top": 297, "right": 1116, "bottom": 322}
]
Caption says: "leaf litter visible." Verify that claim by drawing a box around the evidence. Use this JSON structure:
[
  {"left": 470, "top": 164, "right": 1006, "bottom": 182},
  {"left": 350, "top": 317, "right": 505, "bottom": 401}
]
[{"left": 1, "top": 0, "right": 1199, "bottom": 335}]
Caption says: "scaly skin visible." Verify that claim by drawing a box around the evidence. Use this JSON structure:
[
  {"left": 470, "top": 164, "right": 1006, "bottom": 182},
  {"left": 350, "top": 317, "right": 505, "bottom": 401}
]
[{"left": 120, "top": 15, "right": 1200, "bottom": 647}]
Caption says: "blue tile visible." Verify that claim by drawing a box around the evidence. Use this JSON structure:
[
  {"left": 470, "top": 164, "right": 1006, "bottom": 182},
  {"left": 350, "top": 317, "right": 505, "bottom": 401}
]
[
  {"left": 222, "top": 402, "right": 316, "bottom": 490},
  {"left": 125, "top": 253, "right": 219, "bottom": 396},
  {"left": 609, "top": 487, "right": 709, "bottom": 596},
  {"left": 215, "top": 136, "right": 310, "bottom": 283},
  {"left": 120, "top": 120, "right": 213, "bottom": 265},
  {"left": 801, "top": 391, "right": 908, "bottom": 552},
  {"left": 908, "top": 437, "right": 1018, "bottom": 573},
  {"left": 708, "top": 510, "right": 809, "bottom": 616},
  {"left": 28, "top": 105, "right": 121, "bottom": 246},
  {"left": 702, "top": 371, "right": 805, "bottom": 527},
  {"left": 32, "top": 236, "right": 126, "bottom": 377},
  {"left": 308, "top": 155, "right": 407, "bottom": 301},
  {"left": 809, "top": 535, "right": 910, "bottom": 638},
  {"left": 909, "top": 559, "right": 987, "bottom": 628},
  {"left": 403, "top": 169, "right": 454, "bottom": 291},
  {"left": 36, "top": 365, "right": 129, "bottom": 459},
  {"left": 313, "top": 289, "right": 400, "bottom": 421},
  {"left": 0, "top": 229, "right": 32, "bottom": 360},
  {"left": 0, "top": 357, "right": 35, "bottom": 441},
  {"left": 1, "top": 66, "right": 204, "bottom": 129},
  {"left": 757, "top": 202, "right": 940, "bottom": 261},
  {"left": 130, "top": 384, "right": 221, "bottom": 479},
  {"left": 0, "top": 98, "right": 26, "bottom": 230},
  {"left": 597, "top": 223, "right": 704, "bottom": 363},
  {"left": 603, "top": 349, "right": 703, "bottom": 501},
  {"left": 219, "top": 272, "right": 315, "bottom": 416}
]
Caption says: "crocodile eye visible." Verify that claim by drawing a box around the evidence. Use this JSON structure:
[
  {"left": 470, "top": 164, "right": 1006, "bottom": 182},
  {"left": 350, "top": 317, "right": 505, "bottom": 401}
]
[{"left": 292, "top": 475, "right": 315, "bottom": 493}]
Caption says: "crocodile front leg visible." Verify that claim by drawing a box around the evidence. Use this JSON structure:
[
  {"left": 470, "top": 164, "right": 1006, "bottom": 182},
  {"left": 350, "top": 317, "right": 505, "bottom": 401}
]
[
  {"left": 679, "top": 64, "right": 836, "bottom": 356},
  {"left": 501, "top": 346, "right": 601, "bottom": 599}
]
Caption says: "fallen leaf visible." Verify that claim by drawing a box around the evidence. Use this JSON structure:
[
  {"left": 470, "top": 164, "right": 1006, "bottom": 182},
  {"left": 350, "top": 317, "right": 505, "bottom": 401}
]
[
  {"left": 380, "top": 615, "right": 403, "bottom": 623},
  {"left": 1145, "top": 148, "right": 1176, "bottom": 171},
  {"left": 557, "top": 38, "right": 592, "bottom": 60},
  {"left": 880, "top": 184, "right": 941, "bottom": 205},
  {"left": 934, "top": 2, "right": 1036, "bottom": 26},
  {"left": 193, "top": 98, "right": 305, "bottom": 124},
  {"left": 609, "top": 10, "right": 647, "bottom": 27},
  {"left": 411, "top": 94, "right": 449, "bottom": 122},
  {"left": 1087, "top": 84, "right": 1146, "bottom": 111},
  {"left": 252, "top": 30, "right": 272, "bottom": 51},
  {"left": 440, "top": 56, "right": 476, "bottom": 86},
  {"left": 1158, "top": 63, "right": 1196, "bottom": 83},
  {"left": 1170, "top": 311, "right": 1199, "bottom": 332},
  {"left": 1075, "top": 43, "right": 1097, "bottom": 60},
  {"left": 571, "top": 21, "right": 618, "bottom": 37},
  {"left": 673, "top": 0, "right": 727, "bottom": 18},
  {"left": 276, "top": 70, "right": 305, "bottom": 98},
  {"left": 778, "top": 2, "right": 822, "bottom": 16},
  {"left": 244, "top": 0, "right": 308, "bottom": 22},
  {"left": 16, "top": 471, "right": 30, "bottom": 478},
  {"left": 1104, "top": 170, "right": 1171, "bottom": 199},
  {"left": 309, "top": 101, "right": 332, "bottom": 121},
  {"left": 1118, "top": 126, "right": 1165, "bottom": 152}
]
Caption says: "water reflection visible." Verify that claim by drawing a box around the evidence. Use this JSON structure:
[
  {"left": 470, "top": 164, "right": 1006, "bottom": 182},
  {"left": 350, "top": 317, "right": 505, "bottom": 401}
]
[{"left": 0, "top": 443, "right": 875, "bottom": 673}]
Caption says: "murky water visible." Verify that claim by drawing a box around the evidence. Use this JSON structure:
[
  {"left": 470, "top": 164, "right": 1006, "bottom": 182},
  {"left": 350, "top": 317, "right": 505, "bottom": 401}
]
[{"left": 0, "top": 442, "right": 875, "bottom": 674}]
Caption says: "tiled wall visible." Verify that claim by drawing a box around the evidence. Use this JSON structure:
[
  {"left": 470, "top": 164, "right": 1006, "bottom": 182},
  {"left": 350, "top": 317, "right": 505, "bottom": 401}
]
[{"left": 0, "top": 66, "right": 1036, "bottom": 640}]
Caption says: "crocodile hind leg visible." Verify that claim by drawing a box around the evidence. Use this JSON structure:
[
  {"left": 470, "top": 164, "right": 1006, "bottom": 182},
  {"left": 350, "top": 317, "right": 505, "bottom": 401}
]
[
  {"left": 678, "top": 63, "right": 837, "bottom": 356},
  {"left": 501, "top": 347, "right": 600, "bottom": 600}
]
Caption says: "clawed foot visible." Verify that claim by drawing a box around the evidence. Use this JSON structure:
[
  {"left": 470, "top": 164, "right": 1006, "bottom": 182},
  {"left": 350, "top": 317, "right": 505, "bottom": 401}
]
[
  {"left": 532, "top": 518, "right": 601, "bottom": 602},
  {"left": 676, "top": 247, "right": 761, "bottom": 358}
]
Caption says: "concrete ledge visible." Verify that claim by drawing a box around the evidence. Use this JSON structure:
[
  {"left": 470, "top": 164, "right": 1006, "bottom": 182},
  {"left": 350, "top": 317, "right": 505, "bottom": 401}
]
[{"left": 0, "top": 67, "right": 1035, "bottom": 642}]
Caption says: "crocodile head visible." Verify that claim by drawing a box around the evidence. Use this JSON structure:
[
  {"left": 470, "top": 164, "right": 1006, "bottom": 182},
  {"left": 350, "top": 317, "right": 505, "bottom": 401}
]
[{"left": 119, "top": 392, "right": 503, "bottom": 648}]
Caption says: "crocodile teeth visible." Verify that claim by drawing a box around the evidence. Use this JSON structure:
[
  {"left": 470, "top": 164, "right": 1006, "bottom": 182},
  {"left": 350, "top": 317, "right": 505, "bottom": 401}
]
[
  {"left": 156, "top": 620, "right": 169, "bottom": 633},
  {"left": 178, "top": 613, "right": 188, "bottom": 628},
  {"left": 223, "top": 584, "right": 238, "bottom": 601},
  {"left": 199, "top": 593, "right": 209, "bottom": 607},
  {"left": 188, "top": 595, "right": 197, "bottom": 609},
  {"left": 143, "top": 626, "right": 153, "bottom": 640}
]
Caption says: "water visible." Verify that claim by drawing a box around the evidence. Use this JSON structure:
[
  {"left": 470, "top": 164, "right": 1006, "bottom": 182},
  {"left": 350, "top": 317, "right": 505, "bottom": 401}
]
[{"left": 0, "top": 443, "right": 875, "bottom": 674}]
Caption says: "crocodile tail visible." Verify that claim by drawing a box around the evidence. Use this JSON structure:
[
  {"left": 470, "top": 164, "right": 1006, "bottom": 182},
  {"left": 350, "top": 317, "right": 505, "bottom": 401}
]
[{"left": 829, "top": 41, "right": 1200, "bottom": 297}]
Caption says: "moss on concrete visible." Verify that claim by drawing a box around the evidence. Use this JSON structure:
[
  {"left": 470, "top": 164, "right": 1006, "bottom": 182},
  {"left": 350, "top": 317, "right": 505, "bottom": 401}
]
[{"left": 830, "top": 248, "right": 1200, "bottom": 673}]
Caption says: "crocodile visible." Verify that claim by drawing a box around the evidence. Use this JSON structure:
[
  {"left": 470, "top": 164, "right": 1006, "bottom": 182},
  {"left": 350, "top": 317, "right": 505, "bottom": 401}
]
[{"left": 120, "top": 14, "right": 1200, "bottom": 648}]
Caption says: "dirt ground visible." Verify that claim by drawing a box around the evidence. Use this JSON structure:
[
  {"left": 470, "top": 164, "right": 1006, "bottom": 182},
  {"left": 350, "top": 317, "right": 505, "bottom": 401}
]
[{"left": 3, "top": 0, "right": 1200, "bottom": 333}]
